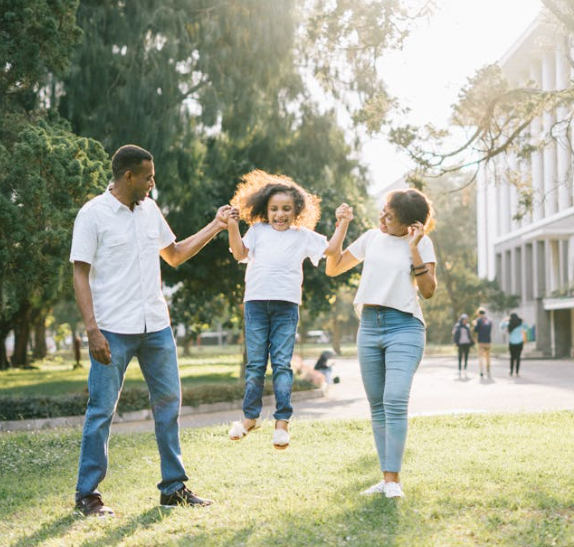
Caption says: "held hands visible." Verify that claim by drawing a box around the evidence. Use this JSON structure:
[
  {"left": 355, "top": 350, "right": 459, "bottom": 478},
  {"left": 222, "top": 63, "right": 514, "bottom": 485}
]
[
  {"left": 407, "top": 221, "right": 425, "bottom": 247},
  {"left": 335, "top": 203, "right": 354, "bottom": 224},
  {"left": 215, "top": 205, "right": 233, "bottom": 230}
]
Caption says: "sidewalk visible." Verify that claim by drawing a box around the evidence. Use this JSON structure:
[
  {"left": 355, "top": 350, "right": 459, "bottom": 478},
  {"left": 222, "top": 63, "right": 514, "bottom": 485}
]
[
  {"left": 110, "top": 354, "right": 574, "bottom": 434},
  {"left": 3, "top": 355, "right": 572, "bottom": 434}
]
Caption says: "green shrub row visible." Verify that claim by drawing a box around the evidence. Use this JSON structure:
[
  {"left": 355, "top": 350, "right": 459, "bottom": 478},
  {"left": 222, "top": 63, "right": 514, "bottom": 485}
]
[{"left": 0, "top": 380, "right": 315, "bottom": 421}]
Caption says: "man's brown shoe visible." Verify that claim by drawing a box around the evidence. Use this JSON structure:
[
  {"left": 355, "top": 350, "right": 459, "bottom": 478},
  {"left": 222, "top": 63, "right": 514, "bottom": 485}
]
[
  {"left": 75, "top": 494, "right": 115, "bottom": 517},
  {"left": 160, "top": 486, "right": 213, "bottom": 507}
]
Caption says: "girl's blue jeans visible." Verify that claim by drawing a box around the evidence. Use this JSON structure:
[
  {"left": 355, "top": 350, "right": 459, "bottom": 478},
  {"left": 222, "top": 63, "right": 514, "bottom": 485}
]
[
  {"left": 75, "top": 326, "right": 188, "bottom": 500},
  {"left": 243, "top": 300, "right": 299, "bottom": 422},
  {"left": 357, "top": 306, "right": 425, "bottom": 473}
]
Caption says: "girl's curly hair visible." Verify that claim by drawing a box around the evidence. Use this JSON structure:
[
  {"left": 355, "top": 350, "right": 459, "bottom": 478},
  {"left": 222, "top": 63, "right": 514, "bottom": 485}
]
[{"left": 230, "top": 170, "right": 321, "bottom": 229}]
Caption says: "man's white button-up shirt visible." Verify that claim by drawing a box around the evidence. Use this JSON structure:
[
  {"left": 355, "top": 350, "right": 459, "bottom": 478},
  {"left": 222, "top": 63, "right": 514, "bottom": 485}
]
[{"left": 70, "top": 188, "right": 176, "bottom": 334}]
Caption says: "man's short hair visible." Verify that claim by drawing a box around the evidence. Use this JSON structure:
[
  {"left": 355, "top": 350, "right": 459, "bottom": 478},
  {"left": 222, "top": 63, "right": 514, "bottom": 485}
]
[{"left": 111, "top": 145, "right": 153, "bottom": 180}]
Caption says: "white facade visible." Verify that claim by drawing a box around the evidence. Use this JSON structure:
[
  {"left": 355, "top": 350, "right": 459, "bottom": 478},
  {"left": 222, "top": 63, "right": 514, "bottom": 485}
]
[{"left": 477, "top": 11, "right": 574, "bottom": 357}]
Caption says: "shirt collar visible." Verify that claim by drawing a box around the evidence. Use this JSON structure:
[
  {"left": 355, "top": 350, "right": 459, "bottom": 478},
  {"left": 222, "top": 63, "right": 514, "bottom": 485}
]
[{"left": 105, "top": 184, "right": 137, "bottom": 213}]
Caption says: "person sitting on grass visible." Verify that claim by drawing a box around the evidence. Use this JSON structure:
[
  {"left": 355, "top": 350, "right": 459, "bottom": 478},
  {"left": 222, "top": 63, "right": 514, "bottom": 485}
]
[{"left": 226, "top": 170, "right": 353, "bottom": 449}]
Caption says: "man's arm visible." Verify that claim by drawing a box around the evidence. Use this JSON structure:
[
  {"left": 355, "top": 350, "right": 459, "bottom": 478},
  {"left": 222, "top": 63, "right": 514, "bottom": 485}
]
[
  {"left": 73, "top": 261, "right": 111, "bottom": 365},
  {"left": 160, "top": 205, "right": 231, "bottom": 268}
]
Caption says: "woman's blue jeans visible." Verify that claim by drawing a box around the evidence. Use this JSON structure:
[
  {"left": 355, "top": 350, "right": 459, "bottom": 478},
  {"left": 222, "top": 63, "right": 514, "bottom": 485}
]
[
  {"left": 243, "top": 300, "right": 299, "bottom": 421},
  {"left": 357, "top": 306, "right": 425, "bottom": 473},
  {"left": 75, "top": 326, "right": 188, "bottom": 500}
]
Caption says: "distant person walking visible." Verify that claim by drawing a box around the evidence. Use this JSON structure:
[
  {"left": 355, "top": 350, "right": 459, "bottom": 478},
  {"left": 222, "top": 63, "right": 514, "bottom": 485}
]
[
  {"left": 473, "top": 308, "right": 492, "bottom": 378},
  {"left": 500, "top": 313, "right": 528, "bottom": 377},
  {"left": 326, "top": 188, "right": 437, "bottom": 499},
  {"left": 452, "top": 314, "right": 473, "bottom": 377}
]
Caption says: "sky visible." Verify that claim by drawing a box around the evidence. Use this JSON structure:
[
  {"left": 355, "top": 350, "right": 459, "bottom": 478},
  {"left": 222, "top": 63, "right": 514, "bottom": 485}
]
[{"left": 363, "top": 0, "right": 544, "bottom": 194}]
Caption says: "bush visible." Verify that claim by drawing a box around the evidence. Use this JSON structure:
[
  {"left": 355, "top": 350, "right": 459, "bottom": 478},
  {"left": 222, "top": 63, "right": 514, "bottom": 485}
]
[{"left": 0, "top": 380, "right": 315, "bottom": 421}]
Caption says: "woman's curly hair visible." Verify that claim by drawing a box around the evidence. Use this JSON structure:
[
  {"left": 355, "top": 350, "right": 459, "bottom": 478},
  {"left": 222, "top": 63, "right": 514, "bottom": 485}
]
[
  {"left": 386, "top": 188, "right": 436, "bottom": 232},
  {"left": 230, "top": 170, "right": 321, "bottom": 229}
]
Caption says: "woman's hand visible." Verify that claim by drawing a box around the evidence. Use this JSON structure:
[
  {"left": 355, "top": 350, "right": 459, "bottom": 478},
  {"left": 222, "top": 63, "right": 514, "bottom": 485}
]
[
  {"left": 407, "top": 221, "right": 425, "bottom": 247},
  {"left": 335, "top": 203, "right": 354, "bottom": 224}
]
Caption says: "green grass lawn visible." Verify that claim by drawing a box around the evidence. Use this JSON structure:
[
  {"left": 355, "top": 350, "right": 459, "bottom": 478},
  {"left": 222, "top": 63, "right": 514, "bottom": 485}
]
[
  {"left": 0, "top": 343, "right": 361, "bottom": 398},
  {"left": 1, "top": 412, "right": 573, "bottom": 546}
]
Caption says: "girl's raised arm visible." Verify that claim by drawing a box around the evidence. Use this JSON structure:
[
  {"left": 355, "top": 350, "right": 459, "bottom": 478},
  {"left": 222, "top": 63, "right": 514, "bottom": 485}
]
[{"left": 228, "top": 208, "right": 249, "bottom": 261}]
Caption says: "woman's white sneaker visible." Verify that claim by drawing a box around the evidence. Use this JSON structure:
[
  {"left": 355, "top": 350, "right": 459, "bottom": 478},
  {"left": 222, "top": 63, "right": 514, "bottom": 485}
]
[
  {"left": 383, "top": 482, "right": 404, "bottom": 498},
  {"left": 360, "top": 479, "right": 386, "bottom": 496}
]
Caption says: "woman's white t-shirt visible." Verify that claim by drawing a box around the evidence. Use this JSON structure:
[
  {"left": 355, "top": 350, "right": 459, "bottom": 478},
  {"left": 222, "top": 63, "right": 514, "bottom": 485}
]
[
  {"left": 347, "top": 229, "right": 436, "bottom": 325},
  {"left": 241, "top": 222, "right": 328, "bottom": 305}
]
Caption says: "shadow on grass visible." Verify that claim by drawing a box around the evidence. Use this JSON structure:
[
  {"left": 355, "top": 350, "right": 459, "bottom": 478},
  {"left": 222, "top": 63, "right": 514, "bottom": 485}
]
[
  {"left": 77, "top": 507, "right": 172, "bottom": 547},
  {"left": 9, "top": 513, "right": 79, "bottom": 547},
  {"left": 170, "top": 455, "right": 419, "bottom": 547}
]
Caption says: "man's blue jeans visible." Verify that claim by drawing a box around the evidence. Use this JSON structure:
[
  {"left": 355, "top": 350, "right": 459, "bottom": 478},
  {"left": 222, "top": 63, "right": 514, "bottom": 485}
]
[
  {"left": 243, "top": 300, "right": 299, "bottom": 421},
  {"left": 75, "top": 326, "right": 188, "bottom": 500},
  {"left": 357, "top": 306, "right": 425, "bottom": 473}
]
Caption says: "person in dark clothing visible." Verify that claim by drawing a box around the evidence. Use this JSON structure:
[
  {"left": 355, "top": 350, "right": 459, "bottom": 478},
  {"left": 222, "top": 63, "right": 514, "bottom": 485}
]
[
  {"left": 473, "top": 308, "right": 492, "bottom": 378},
  {"left": 314, "top": 350, "right": 340, "bottom": 384},
  {"left": 500, "top": 313, "right": 528, "bottom": 377},
  {"left": 452, "top": 314, "right": 474, "bottom": 376}
]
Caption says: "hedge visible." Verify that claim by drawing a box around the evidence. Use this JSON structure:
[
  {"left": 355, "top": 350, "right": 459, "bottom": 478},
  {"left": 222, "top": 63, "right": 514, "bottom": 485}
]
[{"left": 0, "top": 380, "right": 315, "bottom": 421}]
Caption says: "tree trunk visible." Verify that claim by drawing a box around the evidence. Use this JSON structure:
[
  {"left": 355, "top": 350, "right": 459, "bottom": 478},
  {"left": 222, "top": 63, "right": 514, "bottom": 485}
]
[
  {"left": 12, "top": 303, "right": 31, "bottom": 367},
  {"left": 0, "top": 337, "right": 8, "bottom": 370},
  {"left": 32, "top": 310, "right": 48, "bottom": 360},
  {"left": 182, "top": 326, "right": 192, "bottom": 357},
  {"left": 331, "top": 316, "right": 342, "bottom": 355}
]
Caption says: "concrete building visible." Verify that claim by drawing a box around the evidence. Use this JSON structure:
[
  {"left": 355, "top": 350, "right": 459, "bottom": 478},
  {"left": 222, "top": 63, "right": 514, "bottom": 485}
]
[{"left": 476, "top": 10, "right": 574, "bottom": 357}]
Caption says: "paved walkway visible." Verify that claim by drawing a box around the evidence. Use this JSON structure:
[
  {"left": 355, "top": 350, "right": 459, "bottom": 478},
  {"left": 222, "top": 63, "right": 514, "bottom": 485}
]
[{"left": 111, "top": 355, "right": 574, "bottom": 434}]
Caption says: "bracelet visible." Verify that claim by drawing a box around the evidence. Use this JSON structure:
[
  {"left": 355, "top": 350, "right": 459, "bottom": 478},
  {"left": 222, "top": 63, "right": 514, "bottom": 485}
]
[
  {"left": 412, "top": 264, "right": 426, "bottom": 271},
  {"left": 414, "top": 269, "right": 428, "bottom": 277}
]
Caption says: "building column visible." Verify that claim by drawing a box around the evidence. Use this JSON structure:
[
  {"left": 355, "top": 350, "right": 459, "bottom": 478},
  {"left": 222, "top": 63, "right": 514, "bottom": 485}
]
[
  {"left": 476, "top": 168, "right": 489, "bottom": 279},
  {"left": 530, "top": 60, "right": 544, "bottom": 221},
  {"left": 555, "top": 45, "right": 572, "bottom": 210},
  {"left": 542, "top": 50, "right": 558, "bottom": 217}
]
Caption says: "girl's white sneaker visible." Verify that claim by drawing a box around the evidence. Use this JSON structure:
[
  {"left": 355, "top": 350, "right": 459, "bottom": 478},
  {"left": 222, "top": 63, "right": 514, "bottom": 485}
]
[{"left": 272, "top": 428, "right": 289, "bottom": 450}]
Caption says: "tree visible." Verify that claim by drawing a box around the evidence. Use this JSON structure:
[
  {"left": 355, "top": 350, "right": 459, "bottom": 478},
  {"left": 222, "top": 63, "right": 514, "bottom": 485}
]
[
  {"left": 389, "top": 1, "right": 574, "bottom": 206},
  {"left": 421, "top": 174, "right": 519, "bottom": 343},
  {"left": 0, "top": 119, "right": 109, "bottom": 367},
  {"left": 56, "top": 0, "right": 424, "bottom": 334},
  {"left": 0, "top": 0, "right": 110, "bottom": 368}
]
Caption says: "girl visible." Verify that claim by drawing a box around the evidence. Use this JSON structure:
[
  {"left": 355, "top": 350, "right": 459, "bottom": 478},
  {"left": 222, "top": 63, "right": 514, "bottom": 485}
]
[
  {"left": 326, "top": 189, "right": 437, "bottom": 498},
  {"left": 226, "top": 170, "right": 352, "bottom": 449},
  {"left": 500, "top": 312, "right": 528, "bottom": 377}
]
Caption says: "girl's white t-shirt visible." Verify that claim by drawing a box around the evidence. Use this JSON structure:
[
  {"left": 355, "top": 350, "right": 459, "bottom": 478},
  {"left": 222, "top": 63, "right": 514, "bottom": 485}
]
[
  {"left": 241, "top": 222, "right": 328, "bottom": 305},
  {"left": 347, "top": 229, "right": 436, "bottom": 325}
]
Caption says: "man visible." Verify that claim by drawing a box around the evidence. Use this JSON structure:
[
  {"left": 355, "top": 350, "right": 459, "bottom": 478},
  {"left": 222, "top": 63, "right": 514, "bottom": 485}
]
[
  {"left": 70, "top": 144, "right": 230, "bottom": 516},
  {"left": 473, "top": 307, "right": 492, "bottom": 378}
]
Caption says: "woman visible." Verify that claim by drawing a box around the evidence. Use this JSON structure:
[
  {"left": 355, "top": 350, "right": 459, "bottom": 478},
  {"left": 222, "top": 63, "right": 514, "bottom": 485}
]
[
  {"left": 326, "top": 189, "right": 437, "bottom": 499},
  {"left": 452, "top": 314, "right": 474, "bottom": 377},
  {"left": 500, "top": 312, "right": 528, "bottom": 377}
]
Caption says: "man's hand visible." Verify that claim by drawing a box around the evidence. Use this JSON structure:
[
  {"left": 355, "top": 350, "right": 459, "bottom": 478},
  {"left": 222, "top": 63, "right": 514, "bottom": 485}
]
[
  {"left": 215, "top": 205, "right": 233, "bottom": 230},
  {"left": 87, "top": 328, "right": 111, "bottom": 365}
]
